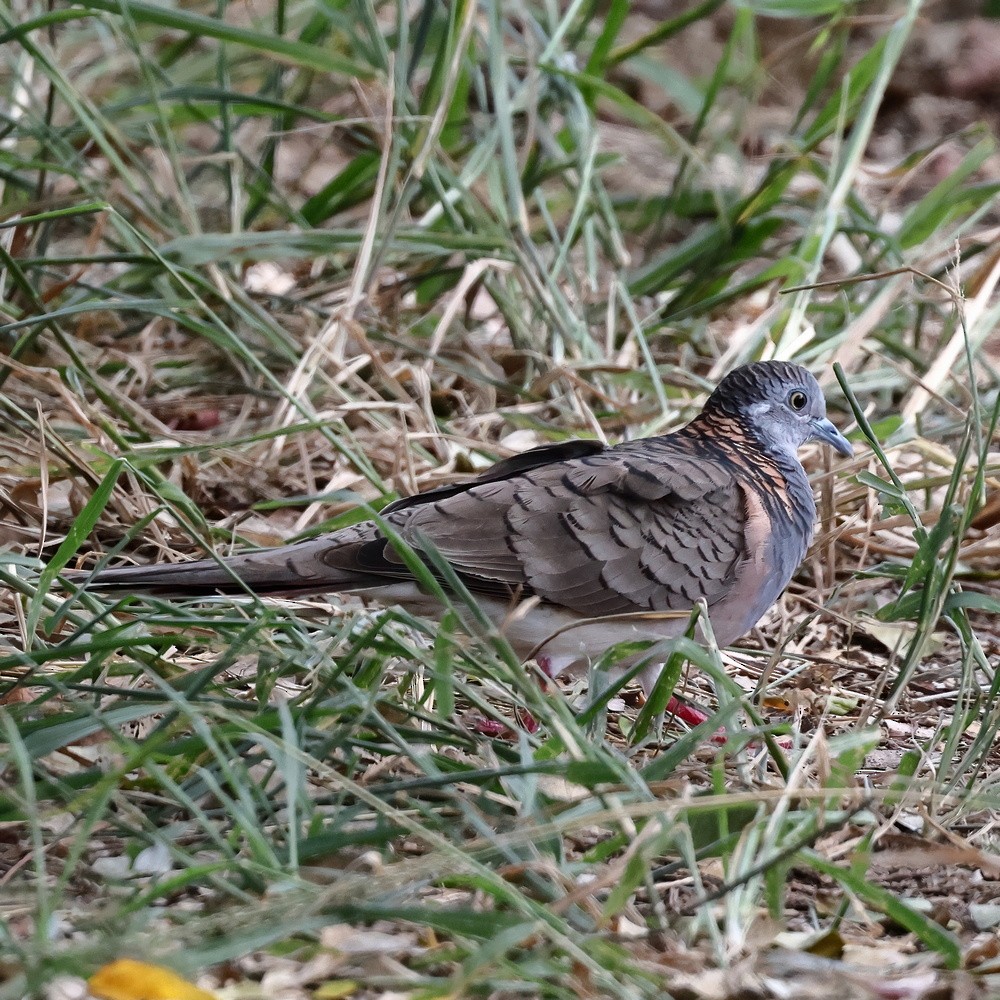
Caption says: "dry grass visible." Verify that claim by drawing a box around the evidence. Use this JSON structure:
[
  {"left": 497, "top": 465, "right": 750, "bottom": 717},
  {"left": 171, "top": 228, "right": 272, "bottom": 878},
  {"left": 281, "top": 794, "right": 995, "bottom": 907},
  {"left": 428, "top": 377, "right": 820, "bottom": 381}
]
[{"left": 2, "top": 1, "right": 1000, "bottom": 998}]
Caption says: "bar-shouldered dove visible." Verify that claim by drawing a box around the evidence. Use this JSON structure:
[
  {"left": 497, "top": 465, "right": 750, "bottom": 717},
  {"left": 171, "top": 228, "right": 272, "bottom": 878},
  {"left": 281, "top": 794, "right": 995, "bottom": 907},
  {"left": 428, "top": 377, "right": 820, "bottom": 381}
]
[{"left": 66, "top": 361, "right": 852, "bottom": 690}]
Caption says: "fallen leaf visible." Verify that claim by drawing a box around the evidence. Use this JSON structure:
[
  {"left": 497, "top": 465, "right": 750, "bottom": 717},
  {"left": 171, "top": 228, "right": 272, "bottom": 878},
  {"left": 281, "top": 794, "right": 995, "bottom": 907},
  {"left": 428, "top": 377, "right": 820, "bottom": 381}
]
[
  {"left": 89, "top": 958, "right": 216, "bottom": 1000},
  {"left": 970, "top": 903, "right": 1000, "bottom": 931},
  {"left": 314, "top": 981, "right": 359, "bottom": 999}
]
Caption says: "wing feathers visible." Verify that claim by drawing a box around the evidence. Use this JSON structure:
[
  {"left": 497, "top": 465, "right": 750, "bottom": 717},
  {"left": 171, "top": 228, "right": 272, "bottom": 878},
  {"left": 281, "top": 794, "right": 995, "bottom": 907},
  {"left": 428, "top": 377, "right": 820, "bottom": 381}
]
[
  {"left": 400, "top": 445, "right": 749, "bottom": 617},
  {"left": 75, "top": 434, "right": 753, "bottom": 620}
]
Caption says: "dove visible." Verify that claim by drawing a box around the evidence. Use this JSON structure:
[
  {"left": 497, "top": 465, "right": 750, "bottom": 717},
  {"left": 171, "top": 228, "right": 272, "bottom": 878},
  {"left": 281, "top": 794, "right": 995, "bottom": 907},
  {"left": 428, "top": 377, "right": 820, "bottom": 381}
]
[{"left": 67, "top": 361, "right": 853, "bottom": 694}]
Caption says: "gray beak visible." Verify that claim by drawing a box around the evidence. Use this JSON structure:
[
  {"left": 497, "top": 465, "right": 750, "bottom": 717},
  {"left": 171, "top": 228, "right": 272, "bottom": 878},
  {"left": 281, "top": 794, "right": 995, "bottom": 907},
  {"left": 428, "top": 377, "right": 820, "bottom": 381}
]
[{"left": 810, "top": 417, "right": 854, "bottom": 458}]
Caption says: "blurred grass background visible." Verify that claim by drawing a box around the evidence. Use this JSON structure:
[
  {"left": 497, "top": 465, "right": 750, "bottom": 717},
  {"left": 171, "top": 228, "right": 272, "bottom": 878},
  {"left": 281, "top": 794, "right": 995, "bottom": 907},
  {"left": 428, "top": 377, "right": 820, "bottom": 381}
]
[{"left": 2, "top": 0, "right": 1000, "bottom": 996}]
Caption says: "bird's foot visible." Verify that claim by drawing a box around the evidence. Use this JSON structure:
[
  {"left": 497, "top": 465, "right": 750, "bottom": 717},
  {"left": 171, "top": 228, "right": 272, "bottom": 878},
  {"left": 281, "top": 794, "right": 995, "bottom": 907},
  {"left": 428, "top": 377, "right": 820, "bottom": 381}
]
[
  {"left": 467, "top": 656, "right": 561, "bottom": 738},
  {"left": 663, "top": 696, "right": 793, "bottom": 749},
  {"left": 469, "top": 706, "right": 539, "bottom": 738},
  {"left": 515, "top": 706, "right": 540, "bottom": 734},
  {"left": 470, "top": 716, "right": 513, "bottom": 738},
  {"left": 664, "top": 695, "right": 710, "bottom": 728},
  {"left": 663, "top": 694, "right": 731, "bottom": 745},
  {"left": 534, "top": 654, "right": 561, "bottom": 686}
]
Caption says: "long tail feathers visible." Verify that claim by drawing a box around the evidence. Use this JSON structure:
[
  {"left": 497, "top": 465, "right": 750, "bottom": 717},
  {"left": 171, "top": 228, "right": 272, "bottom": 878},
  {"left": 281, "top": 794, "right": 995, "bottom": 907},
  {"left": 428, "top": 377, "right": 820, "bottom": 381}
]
[{"left": 66, "top": 538, "right": 374, "bottom": 598}]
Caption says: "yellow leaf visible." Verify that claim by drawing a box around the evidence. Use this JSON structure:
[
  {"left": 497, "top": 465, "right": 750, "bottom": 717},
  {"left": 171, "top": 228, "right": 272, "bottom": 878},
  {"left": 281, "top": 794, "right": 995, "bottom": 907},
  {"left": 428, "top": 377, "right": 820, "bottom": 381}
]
[
  {"left": 88, "top": 958, "right": 216, "bottom": 1000},
  {"left": 314, "top": 981, "right": 359, "bottom": 999}
]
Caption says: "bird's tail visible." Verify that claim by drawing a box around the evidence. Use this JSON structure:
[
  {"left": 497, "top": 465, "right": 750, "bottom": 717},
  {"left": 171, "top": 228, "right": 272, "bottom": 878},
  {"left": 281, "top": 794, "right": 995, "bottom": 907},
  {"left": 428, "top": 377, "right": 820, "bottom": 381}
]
[{"left": 65, "top": 532, "right": 381, "bottom": 598}]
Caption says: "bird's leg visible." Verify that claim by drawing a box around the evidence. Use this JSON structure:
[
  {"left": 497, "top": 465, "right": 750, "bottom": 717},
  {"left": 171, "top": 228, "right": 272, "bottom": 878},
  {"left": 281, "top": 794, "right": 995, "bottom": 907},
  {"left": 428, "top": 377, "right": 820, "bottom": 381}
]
[
  {"left": 662, "top": 692, "right": 793, "bottom": 750},
  {"left": 530, "top": 657, "right": 712, "bottom": 734},
  {"left": 471, "top": 716, "right": 514, "bottom": 738},
  {"left": 472, "top": 656, "right": 715, "bottom": 739},
  {"left": 639, "top": 659, "right": 711, "bottom": 728},
  {"left": 535, "top": 654, "right": 557, "bottom": 678},
  {"left": 510, "top": 654, "right": 562, "bottom": 733},
  {"left": 471, "top": 654, "right": 562, "bottom": 737},
  {"left": 510, "top": 653, "right": 567, "bottom": 733},
  {"left": 664, "top": 695, "right": 711, "bottom": 728}
]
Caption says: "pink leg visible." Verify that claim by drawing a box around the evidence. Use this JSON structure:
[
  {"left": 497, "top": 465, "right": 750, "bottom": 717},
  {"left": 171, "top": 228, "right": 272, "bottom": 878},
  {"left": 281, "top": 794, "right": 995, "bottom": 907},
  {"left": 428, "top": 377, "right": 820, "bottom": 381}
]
[
  {"left": 664, "top": 694, "right": 733, "bottom": 745},
  {"left": 665, "top": 695, "right": 710, "bottom": 727},
  {"left": 471, "top": 717, "right": 513, "bottom": 738},
  {"left": 535, "top": 654, "right": 557, "bottom": 679},
  {"left": 475, "top": 659, "right": 740, "bottom": 742},
  {"left": 515, "top": 706, "right": 540, "bottom": 734},
  {"left": 470, "top": 655, "right": 562, "bottom": 738},
  {"left": 508, "top": 654, "right": 566, "bottom": 733},
  {"left": 662, "top": 695, "right": 764, "bottom": 747}
]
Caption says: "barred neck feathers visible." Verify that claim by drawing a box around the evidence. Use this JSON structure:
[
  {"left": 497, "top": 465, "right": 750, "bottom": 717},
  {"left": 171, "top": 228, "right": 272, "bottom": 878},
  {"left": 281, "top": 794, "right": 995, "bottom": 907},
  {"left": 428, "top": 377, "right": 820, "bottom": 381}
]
[
  {"left": 673, "top": 359, "right": 847, "bottom": 551},
  {"left": 675, "top": 408, "right": 815, "bottom": 540},
  {"left": 688, "top": 360, "right": 851, "bottom": 499}
]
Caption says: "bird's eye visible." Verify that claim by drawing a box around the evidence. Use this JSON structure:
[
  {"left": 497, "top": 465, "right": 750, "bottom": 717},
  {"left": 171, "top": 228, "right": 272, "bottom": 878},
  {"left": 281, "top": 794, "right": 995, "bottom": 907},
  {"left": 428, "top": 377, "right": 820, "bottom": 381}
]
[{"left": 788, "top": 390, "right": 808, "bottom": 411}]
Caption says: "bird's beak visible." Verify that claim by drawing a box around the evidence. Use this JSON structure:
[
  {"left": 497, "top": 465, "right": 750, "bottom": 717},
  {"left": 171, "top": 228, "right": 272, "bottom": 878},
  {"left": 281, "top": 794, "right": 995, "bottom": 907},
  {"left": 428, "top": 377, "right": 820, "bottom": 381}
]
[{"left": 810, "top": 417, "right": 854, "bottom": 457}]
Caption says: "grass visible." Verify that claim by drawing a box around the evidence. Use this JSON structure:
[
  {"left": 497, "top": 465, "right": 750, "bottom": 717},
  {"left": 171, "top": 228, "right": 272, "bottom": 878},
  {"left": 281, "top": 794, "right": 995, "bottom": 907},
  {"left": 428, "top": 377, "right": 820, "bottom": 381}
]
[{"left": 2, "top": 0, "right": 1000, "bottom": 997}]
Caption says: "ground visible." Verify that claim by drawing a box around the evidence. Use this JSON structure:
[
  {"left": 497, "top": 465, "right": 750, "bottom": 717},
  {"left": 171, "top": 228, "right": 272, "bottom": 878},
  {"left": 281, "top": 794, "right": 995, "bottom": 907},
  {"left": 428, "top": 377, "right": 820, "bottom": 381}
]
[{"left": 2, "top": 2, "right": 1000, "bottom": 998}]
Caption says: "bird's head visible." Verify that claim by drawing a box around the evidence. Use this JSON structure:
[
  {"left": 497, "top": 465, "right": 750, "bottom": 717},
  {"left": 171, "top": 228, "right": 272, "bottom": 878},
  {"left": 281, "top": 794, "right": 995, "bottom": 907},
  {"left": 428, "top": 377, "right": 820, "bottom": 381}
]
[{"left": 705, "top": 360, "right": 854, "bottom": 460}]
